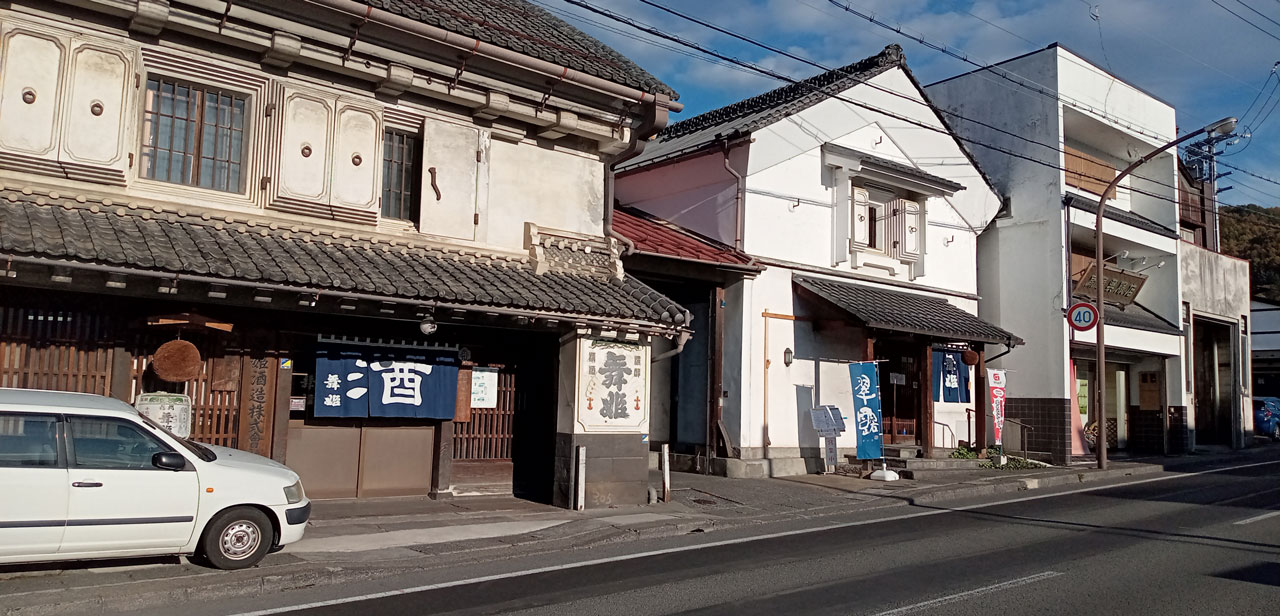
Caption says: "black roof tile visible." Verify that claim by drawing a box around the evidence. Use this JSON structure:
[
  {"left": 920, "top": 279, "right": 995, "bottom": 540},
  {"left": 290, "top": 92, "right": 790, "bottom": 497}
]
[
  {"left": 1064, "top": 194, "right": 1179, "bottom": 239},
  {"left": 353, "top": 0, "right": 675, "bottom": 98},
  {"left": 0, "top": 197, "right": 688, "bottom": 328},
  {"left": 794, "top": 274, "right": 1020, "bottom": 345}
]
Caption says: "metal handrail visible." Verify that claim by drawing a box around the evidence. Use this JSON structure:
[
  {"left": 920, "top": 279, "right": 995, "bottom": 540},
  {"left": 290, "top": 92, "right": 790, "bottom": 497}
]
[{"left": 933, "top": 420, "right": 956, "bottom": 450}]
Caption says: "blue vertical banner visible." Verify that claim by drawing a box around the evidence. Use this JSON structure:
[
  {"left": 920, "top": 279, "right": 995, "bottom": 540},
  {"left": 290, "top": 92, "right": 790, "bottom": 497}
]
[{"left": 849, "top": 361, "right": 884, "bottom": 460}]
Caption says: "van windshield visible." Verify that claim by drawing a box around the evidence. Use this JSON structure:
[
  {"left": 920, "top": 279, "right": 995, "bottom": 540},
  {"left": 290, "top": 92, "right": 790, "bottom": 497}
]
[{"left": 137, "top": 413, "right": 218, "bottom": 462}]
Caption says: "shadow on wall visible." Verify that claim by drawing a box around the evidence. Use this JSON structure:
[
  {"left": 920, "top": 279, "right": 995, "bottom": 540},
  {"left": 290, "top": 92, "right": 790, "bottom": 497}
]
[{"left": 795, "top": 384, "right": 817, "bottom": 448}]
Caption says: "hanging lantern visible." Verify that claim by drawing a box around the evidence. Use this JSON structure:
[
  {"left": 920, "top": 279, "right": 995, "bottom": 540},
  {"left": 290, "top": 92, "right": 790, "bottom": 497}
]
[{"left": 152, "top": 339, "right": 203, "bottom": 382}]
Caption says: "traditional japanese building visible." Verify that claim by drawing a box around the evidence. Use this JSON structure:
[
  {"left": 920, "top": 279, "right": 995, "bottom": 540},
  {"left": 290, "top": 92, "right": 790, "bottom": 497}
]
[
  {"left": 617, "top": 46, "right": 1020, "bottom": 476},
  {"left": 0, "top": 0, "right": 686, "bottom": 507}
]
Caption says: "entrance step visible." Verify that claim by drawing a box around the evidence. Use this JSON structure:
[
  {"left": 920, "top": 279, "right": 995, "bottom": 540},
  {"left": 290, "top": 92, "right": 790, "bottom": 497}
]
[
  {"left": 884, "top": 445, "right": 922, "bottom": 459},
  {"left": 885, "top": 458, "right": 985, "bottom": 471}
]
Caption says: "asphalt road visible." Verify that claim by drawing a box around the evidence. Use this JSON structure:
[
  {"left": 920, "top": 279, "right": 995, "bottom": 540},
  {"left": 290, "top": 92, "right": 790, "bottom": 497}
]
[{"left": 220, "top": 457, "right": 1280, "bottom": 616}]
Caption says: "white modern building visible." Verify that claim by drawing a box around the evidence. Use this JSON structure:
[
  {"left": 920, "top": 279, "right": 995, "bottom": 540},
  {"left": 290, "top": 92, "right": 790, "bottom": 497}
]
[
  {"left": 928, "top": 44, "right": 1252, "bottom": 460},
  {"left": 617, "top": 45, "right": 1019, "bottom": 477}
]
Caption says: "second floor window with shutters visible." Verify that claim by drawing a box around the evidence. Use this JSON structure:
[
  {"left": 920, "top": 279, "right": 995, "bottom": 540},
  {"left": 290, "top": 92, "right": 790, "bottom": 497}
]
[
  {"left": 382, "top": 130, "right": 421, "bottom": 223},
  {"left": 865, "top": 186, "right": 894, "bottom": 253},
  {"left": 140, "top": 78, "right": 247, "bottom": 192}
]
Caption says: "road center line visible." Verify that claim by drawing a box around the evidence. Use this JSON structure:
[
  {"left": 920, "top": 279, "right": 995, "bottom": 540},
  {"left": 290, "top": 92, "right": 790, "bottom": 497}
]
[
  {"left": 226, "top": 457, "right": 1280, "bottom": 616},
  {"left": 1233, "top": 510, "right": 1280, "bottom": 525},
  {"left": 870, "top": 571, "right": 1063, "bottom": 616}
]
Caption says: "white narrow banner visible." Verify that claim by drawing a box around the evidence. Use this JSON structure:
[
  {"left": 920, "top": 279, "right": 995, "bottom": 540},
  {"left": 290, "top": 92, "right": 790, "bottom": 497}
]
[{"left": 989, "top": 369, "right": 1007, "bottom": 446}]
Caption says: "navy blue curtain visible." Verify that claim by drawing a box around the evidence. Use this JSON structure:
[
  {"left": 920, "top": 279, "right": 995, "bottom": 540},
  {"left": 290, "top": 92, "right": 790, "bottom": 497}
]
[
  {"left": 931, "top": 350, "right": 971, "bottom": 403},
  {"left": 314, "top": 347, "right": 460, "bottom": 419}
]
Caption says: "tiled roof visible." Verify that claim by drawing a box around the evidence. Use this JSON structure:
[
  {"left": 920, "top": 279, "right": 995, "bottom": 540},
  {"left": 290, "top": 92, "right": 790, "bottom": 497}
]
[
  {"left": 1064, "top": 194, "right": 1179, "bottom": 239},
  {"left": 353, "top": 0, "right": 676, "bottom": 98},
  {"left": 794, "top": 274, "right": 1021, "bottom": 345},
  {"left": 612, "top": 209, "right": 758, "bottom": 269},
  {"left": 0, "top": 195, "right": 690, "bottom": 328},
  {"left": 622, "top": 45, "right": 905, "bottom": 170},
  {"left": 827, "top": 144, "right": 965, "bottom": 194}
]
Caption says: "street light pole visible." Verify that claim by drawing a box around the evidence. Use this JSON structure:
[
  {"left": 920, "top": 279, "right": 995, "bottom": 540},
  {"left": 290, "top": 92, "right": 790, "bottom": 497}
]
[{"left": 1091, "top": 117, "right": 1236, "bottom": 470}]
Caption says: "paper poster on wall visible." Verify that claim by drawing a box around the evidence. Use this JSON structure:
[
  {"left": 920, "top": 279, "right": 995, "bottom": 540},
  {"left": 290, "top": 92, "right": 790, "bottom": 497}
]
[
  {"left": 470, "top": 367, "right": 498, "bottom": 409},
  {"left": 135, "top": 393, "right": 192, "bottom": 439},
  {"left": 576, "top": 338, "right": 649, "bottom": 433}
]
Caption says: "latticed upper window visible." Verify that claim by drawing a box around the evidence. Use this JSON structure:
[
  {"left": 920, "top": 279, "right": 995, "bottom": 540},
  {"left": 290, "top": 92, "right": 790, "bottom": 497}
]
[
  {"left": 140, "top": 78, "right": 247, "bottom": 193},
  {"left": 382, "top": 130, "right": 421, "bottom": 222}
]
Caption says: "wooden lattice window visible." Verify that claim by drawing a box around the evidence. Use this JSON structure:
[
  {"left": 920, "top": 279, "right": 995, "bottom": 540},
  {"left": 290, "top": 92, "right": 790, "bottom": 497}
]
[
  {"left": 140, "top": 77, "right": 247, "bottom": 192},
  {"left": 1065, "top": 145, "right": 1117, "bottom": 199},
  {"left": 382, "top": 130, "right": 421, "bottom": 222}
]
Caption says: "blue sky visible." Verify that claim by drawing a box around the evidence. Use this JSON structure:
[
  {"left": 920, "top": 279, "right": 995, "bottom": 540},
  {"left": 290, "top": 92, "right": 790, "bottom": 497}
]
[{"left": 540, "top": 0, "right": 1280, "bottom": 206}]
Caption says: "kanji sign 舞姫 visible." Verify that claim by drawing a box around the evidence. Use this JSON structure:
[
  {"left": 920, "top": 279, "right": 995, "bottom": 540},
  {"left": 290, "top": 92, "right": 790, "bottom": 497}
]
[{"left": 576, "top": 338, "right": 649, "bottom": 433}]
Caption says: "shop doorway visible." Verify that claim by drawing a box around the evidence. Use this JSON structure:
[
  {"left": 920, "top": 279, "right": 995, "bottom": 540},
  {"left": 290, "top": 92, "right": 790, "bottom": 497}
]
[
  {"left": 452, "top": 367, "right": 517, "bottom": 493},
  {"left": 1073, "top": 359, "right": 1132, "bottom": 450},
  {"left": 1193, "top": 317, "right": 1236, "bottom": 446},
  {"left": 878, "top": 339, "right": 921, "bottom": 446}
]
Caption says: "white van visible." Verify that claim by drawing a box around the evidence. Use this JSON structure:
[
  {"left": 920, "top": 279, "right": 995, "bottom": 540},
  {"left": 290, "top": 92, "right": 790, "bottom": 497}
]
[{"left": 0, "top": 388, "right": 309, "bottom": 570}]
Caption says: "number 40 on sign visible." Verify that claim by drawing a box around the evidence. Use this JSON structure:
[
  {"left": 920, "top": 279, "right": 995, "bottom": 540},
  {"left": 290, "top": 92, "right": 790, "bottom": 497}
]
[{"left": 1068, "top": 302, "right": 1099, "bottom": 332}]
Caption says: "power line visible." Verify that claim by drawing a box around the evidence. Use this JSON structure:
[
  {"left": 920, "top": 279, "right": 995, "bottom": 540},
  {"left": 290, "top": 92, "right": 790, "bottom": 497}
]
[
  {"left": 563, "top": 0, "right": 1218, "bottom": 216},
  {"left": 821, "top": 0, "right": 1176, "bottom": 147},
  {"left": 1211, "top": 0, "right": 1280, "bottom": 43},
  {"left": 637, "top": 0, "right": 1196, "bottom": 202},
  {"left": 1236, "top": 0, "right": 1280, "bottom": 31}
]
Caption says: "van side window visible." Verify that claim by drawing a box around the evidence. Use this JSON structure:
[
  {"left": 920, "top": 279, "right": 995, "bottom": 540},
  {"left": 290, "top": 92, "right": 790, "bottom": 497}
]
[
  {"left": 68, "top": 416, "right": 172, "bottom": 470},
  {"left": 0, "top": 413, "right": 59, "bottom": 468}
]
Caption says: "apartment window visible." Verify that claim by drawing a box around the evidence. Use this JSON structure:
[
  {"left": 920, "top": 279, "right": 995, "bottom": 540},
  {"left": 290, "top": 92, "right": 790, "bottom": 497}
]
[
  {"left": 382, "top": 130, "right": 421, "bottom": 222},
  {"left": 140, "top": 78, "right": 247, "bottom": 192}
]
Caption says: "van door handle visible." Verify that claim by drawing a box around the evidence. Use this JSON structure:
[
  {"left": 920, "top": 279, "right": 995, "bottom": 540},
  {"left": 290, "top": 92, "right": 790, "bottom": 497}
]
[{"left": 72, "top": 481, "right": 103, "bottom": 488}]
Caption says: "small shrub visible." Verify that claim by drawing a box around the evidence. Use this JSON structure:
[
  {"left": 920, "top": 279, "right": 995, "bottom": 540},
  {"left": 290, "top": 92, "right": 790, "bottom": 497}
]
[{"left": 949, "top": 446, "right": 978, "bottom": 459}]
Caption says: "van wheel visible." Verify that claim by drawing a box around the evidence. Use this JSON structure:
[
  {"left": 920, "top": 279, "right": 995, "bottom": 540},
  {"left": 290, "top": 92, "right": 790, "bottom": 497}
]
[{"left": 200, "top": 507, "right": 272, "bottom": 570}]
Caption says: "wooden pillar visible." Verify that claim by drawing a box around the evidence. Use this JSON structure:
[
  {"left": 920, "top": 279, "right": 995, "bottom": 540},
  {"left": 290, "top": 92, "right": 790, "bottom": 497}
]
[
  {"left": 236, "top": 329, "right": 277, "bottom": 457},
  {"left": 108, "top": 345, "right": 133, "bottom": 403},
  {"left": 976, "top": 346, "right": 988, "bottom": 450},
  {"left": 922, "top": 344, "right": 934, "bottom": 458},
  {"left": 431, "top": 420, "right": 454, "bottom": 500},
  {"left": 271, "top": 357, "right": 293, "bottom": 463},
  {"left": 863, "top": 334, "right": 875, "bottom": 362}
]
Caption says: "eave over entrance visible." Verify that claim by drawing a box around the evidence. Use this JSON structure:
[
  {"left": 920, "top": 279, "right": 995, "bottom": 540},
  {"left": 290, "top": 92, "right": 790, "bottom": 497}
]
[{"left": 793, "top": 274, "right": 1021, "bottom": 346}]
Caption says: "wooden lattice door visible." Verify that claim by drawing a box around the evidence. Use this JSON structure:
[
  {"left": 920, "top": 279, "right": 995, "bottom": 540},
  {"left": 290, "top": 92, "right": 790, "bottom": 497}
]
[
  {"left": 0, "top": 306, "right": 115, "bottom": 395},
  {"left": 453, "top": 370, "right": 516, "bottom": 460}
]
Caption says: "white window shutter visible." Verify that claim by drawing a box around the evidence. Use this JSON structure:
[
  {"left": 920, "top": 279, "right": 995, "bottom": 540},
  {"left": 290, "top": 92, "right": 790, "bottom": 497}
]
[
  {"left": 60, "top": 38, "right": 136, "bottom": 186},
  {"left": 851, "top": 186, "right": 870, "bottom": 250},
  {"left": 831, "top": 176, "right": 850, "bottom": 266},
  {"left": 891, "top": 198, "right": 924, "bottom": 264},
  {"left": 420, "top": 119, "right": 480, "bottom": 241},
  {"left": 330, "top": 101, "right": 382, "bottom": 214},
  {"left": 277, "top": 88, "right": 333, "bottom": 204}
]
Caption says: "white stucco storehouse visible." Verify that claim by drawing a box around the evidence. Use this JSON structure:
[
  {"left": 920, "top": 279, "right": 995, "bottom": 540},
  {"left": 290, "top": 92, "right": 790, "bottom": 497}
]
[
  {"left": 928, "top": 44, "right": 1251, "bottom": 460},
  {"left": 0, "top": 0, "right": 689, "bottom": 508},
  {"left": 617, "top": 45, "right": 1019, "bottom": 477}
]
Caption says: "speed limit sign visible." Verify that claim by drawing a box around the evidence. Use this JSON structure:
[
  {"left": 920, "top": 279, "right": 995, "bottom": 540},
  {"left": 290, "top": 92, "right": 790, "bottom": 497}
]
[{"left": 1068, "top": 302, "right": 1099, "bottom": 332}]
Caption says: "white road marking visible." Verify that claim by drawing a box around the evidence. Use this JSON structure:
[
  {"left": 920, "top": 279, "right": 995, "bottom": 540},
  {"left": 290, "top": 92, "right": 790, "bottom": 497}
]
[
  {"left": 1233, "top": 510, "right": 1280, "bottom": 525},
  {"left": 870, "top": 571, "right": 1063, "bottom": 616},
  {"left": 227, "top": 458, "right": 1280, "bottom": 616},
  {"left": 1214, "top": 485, "right": 1280, "bottom": 507}
]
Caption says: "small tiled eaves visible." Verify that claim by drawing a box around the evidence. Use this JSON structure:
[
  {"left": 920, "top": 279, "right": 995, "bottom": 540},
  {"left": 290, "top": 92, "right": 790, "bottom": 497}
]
[
  {"left": 1063, "top": 194, "right": 1180, "bottom": 239},
  {"left": 0, "top": 193, "right": 691, "bottom": 328},
  {"left": 794, "top": 274, "right": 1021, "bottom": 346},
  {"left": 354, "top": 0, "right": 676, "bottom": 98},
  {"left": 612, "top": 209, "right": 755, "bottom": 267}
]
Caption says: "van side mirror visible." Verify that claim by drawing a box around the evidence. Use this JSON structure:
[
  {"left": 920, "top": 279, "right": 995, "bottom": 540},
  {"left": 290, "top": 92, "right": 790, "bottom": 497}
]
[{"left": 153, "top": 451, "right": 187, "bottom": 471}]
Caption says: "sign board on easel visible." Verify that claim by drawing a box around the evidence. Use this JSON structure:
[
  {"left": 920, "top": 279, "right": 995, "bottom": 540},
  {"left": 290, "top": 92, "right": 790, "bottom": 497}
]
[{"left": 809, "top": 404, "right": 846, "bottom": 470}]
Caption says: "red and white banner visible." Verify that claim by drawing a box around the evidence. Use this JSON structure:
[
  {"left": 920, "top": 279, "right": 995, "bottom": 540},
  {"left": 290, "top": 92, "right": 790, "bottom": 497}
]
[{"left": 989, "top": 369, "right": 1007, "bottom": 446}]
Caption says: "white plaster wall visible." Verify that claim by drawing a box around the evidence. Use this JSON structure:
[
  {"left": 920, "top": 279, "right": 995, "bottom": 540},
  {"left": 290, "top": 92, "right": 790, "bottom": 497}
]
[
  {"left": 487, "top": 139, "right": 604, "bottom": 250},
  {"left": 741, "top": 69, "right": 1000, "bottom": 297},
  {"left": 1055, "top": 47, "right": 1176, "bottom": 147}
]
